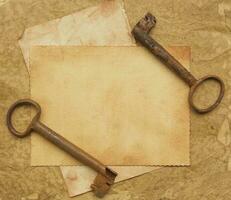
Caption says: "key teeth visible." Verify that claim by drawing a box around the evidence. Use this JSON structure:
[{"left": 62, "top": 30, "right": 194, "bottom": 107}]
[
  {"left": 91, "top": 168, "right": 117, "bottom": 198},
  {"left": 133, "top": 12, "right": 156, "bottom": 34}
]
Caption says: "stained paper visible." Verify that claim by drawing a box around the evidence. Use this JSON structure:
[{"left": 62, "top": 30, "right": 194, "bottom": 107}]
[{"left": 30, "top": 46, "right": 190, "bottom": 166}]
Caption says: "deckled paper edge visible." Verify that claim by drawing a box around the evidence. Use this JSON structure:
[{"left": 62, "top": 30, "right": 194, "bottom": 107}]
[{"left": 29, "top": 45, "right": 190, "bottom": 167}]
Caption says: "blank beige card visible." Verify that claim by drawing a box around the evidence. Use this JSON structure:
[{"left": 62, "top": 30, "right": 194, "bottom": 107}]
[{"left": 30, "top": 46, "right": 190, "bottom": 166}]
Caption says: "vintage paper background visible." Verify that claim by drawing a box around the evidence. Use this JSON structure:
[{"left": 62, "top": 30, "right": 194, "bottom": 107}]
[
  {"left": 30, "top": 46, "right": 190, "bottom": 166},
  {"left": 0, "top": 0, "right": 230, "bottom": 199},
  {"left": 19, "top": 1, "right": 160, "bottom": 197}
]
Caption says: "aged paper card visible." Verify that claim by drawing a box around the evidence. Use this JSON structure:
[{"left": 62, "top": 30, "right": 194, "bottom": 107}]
[{"left": 30, "top": 46, "right": 190, "bottom": 166}]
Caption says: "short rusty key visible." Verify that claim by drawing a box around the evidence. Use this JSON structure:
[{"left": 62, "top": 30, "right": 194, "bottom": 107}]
[
  {"left": 6, "top": 99, "right": 117, "bottom": 198},
  {"left": 132, "top": 13, "right": 225, "bottom": 114}
]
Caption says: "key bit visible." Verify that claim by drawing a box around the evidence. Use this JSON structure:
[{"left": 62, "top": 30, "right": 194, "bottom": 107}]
[{"left": 91, "top": 167, "right": 117, "bottom": 198}]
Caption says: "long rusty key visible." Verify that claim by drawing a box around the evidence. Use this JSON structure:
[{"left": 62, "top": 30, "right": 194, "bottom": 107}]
[
  {"left": 132, "top": 13, "right": 225, "bottom": 114},
  {"left": 6, "top": 99, "right": 117, "bottom": 198}
]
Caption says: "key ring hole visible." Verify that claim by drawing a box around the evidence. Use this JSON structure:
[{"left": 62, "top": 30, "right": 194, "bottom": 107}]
[
  {"left": 6, "top": 99, "right": 41, "bottom": 138},
  {"left": 189, "top": 75, "right": 225, "bottom": 113}
]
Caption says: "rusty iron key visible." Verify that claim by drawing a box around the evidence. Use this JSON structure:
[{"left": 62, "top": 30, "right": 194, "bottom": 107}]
[
  {"left": 132, "top": 13, "right": 225, "bottom": 114},
  {"left": 6, "top": 99, "right": 117, "bottom": 198}
]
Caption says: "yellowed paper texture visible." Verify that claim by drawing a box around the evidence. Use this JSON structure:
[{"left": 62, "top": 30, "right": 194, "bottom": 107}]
[{"left": 30, "top": 46, "right": 190, "bottom": 166}]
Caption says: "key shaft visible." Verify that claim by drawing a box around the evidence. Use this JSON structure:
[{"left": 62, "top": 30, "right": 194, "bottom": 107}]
[
  {"left": 133, "top": 25, "right": 197, "bottom": 86},
  {"left": 33, "top": 120, "right": 106, "bottom": 175}
]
